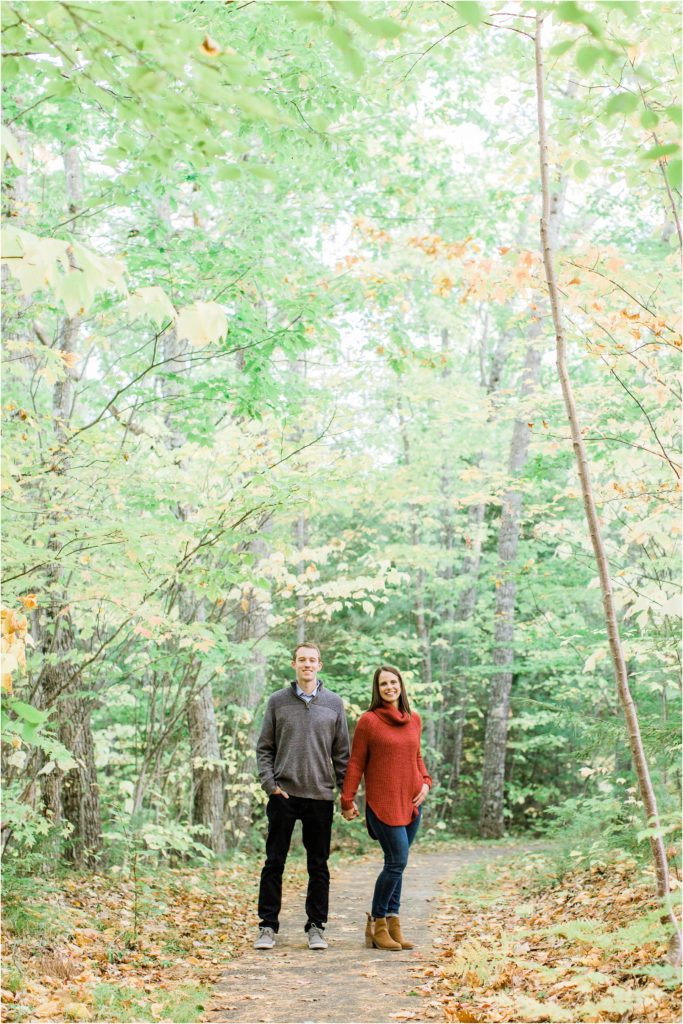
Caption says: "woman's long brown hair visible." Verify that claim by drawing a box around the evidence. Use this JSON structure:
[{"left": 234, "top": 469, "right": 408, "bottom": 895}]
[{"left": 368, "top": 665, "right": 412, "bottom": 716}]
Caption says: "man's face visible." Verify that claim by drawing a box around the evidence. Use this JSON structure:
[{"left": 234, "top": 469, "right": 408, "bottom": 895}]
[{"left": 292, "top": 646, "right": 322, "bottom": 688}]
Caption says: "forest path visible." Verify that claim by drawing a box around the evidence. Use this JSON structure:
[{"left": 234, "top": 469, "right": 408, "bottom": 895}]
[{"left": 203, "top": 843, "right": 520, "bottom": 1024}]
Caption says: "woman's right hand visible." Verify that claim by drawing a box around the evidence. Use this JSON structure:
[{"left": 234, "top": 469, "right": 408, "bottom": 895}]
[{"left": 341, "top": 803, "right": 359, "bottom": 820}]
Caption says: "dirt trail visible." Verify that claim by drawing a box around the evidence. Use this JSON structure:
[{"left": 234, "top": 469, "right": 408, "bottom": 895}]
[{"left": 203, "top": 843, "right": 516, "bottom": 1024}]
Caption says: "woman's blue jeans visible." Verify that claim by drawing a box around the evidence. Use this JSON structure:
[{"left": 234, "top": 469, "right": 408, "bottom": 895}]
[{"left": 367, "top": 804, "right": 421, "bottom": 918}]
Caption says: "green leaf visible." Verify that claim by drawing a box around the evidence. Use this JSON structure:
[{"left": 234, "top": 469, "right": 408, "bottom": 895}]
[
  {"left": 244, "top": 163, "right": 278, "bottom": 181},
  {"left": 58, "top": 270, "right": 95, "bottom": 317},
  {"left": 642, "top": 142, "right": 680, "bottom": 160},
  {"left": 283, "top": 1, "right": 324, "bottom": 25},
  {"left": 557, "top": 1, "right": 604, "bottom": 37},
  {"left": 327, "top": 24, "right": 365, "bottom": 78},
  {"left": 574, "top": 160, "right": 590, "bottom": 181},
  {"left": 1, "top": 125, "right": 26, "bottom": 168},
  {"left": 334, "top": 3, "right": 403, "bottom": 38},
  {"left": 9, "top": 700, "right": 48, "bottom": 726},
  {"left": 604, "top": 92, "right": 639, "bottom": 117},
  {"left": 665, "top": 104, "right": 682, "bottom": 128},
  {"left": 2, "top": 56, "right": 19, "bottom": 82},
  {"left": 640, "top": 109, "right": 659, "bottom": 130},
  {"left": 454, "top": 2, "right": 486, "bottom": 27},
  {"left": 666, "top": 158, "right": 682, "bottom": 190},
  {"left": 216, "top": 165, "right": 243, "bottom": 181},
  {"left": 557, "top": 0, "right": 584, "bottom": 20},
  {"left": 576, "top": 45, "right": 602, "bottom": 74},
  {"left": 549, "top": 40, "right": 576, "bottom": 57}
]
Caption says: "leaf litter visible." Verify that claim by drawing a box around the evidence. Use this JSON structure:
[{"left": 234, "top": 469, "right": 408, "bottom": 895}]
[
  {"left": 419, "top": 849, "right": 681, "bottom": 1023},
  {"left": 1, "top": 860, "right": 297, "bottom": 1022}
]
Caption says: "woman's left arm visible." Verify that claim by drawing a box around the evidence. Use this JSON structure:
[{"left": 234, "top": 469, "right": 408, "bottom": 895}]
[{"left": 413, "top": 714, "right": 433, "bottom": 807}]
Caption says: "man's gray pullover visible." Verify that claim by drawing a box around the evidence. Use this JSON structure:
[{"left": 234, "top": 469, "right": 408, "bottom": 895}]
[{"left": 256, "top": 681, "right": 350, "bottom": 801}]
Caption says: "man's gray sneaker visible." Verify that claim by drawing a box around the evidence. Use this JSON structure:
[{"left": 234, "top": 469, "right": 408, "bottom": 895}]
[
  {"left": 307, "top": 925, "right": 328, "bottom": 950},
  {"left": 254, "top": 926, "right": 275, "bottom": 950}
]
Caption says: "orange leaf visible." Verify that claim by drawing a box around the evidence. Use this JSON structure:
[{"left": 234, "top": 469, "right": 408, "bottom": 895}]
[{"left": 200, "top": 35, "right": 221, "bottom": 57}]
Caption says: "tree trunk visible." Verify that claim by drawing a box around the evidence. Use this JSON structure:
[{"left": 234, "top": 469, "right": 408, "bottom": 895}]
[
  {"left": 230, "top": 532, "right": 271, "bottom": 841},
  {"left": 187, "top": 678, "right": 227, "bottom": 855},
  {"left": 534, "top": 14, "right": 681, "bottom": 960},
  {"left": 479, "top": 332, "right": 542, "bottom": 837},
  {"left": 40, "top": 145, "right": 102, "bottom": 868},
  {"left": 295, "top": 513, "right": 307, "bottom": 644},
  {"left": 397, "top": 395, "right": 435, "bottom": 748},
  {"left": 478, "top": 134, "right": 569, "bottom": 839},
  {"left": 440, "top": 318, "right": 503, "bottom": 803},
  {"left": 160, "top": 319, "right": 226, "bottom": 856},
  {"left": 448, "top": 500, "right": 486, "bottom": 791}
]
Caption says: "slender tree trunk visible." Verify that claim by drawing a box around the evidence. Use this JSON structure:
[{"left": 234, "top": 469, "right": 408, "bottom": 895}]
[
  {"left": 397, "top": 395, "right": 435, "bottom": 748},
  {"left": 534, "top": 14, "right": 681, "bottom": 960},
  {"left": 160, "top": 320, "right": 226, "bottom": 856},
  {"left": 40, "top": 145, "right": 102, "bottom": 868},
  {"left": 441, "top": 315, "right": 506, "bottom": 802},
  {"left": 230, "top": 532, "right": 271, "bottom": 841},
  {"left": 448, "top": 500, "right": 486, "bottom": 791},
  {"left": 479, "top": 332, "right": 542, "bottom": 837},
  {"left": 187, "top": 685, "right": 225, "bottom": 852},
  {"left": 295, "top": 513, "right": 307, "bottom": 644},
  {"left": 478, "top": 136, "right": 569, "bottom": 839}
]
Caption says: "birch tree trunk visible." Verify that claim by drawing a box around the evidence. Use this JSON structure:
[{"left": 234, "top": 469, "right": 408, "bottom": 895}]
[{"left": 534, "top": 14, "right": 681, "bottom": 960}]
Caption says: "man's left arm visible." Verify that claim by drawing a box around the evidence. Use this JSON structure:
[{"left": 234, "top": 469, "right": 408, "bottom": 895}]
[{"left": 331, "top": 704, "right": 351, "bottom": 789}]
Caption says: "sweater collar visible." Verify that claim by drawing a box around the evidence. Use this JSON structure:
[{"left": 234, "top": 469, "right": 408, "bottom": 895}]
[
  {"left": 290, "top": 678, "right": 323, "bottom": 701},
  {"left": 372, "top": 704, "right": 411, "bottom": 726}
]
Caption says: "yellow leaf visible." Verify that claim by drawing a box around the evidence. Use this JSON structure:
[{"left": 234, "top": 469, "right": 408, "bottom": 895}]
[
  {"left": 176, "top": 301, "right": 227, "bottom": 348},
  {"left": 64, "top": 1003, "right": 91, "bottom": 1022},
  {"left": 34, "top": 1001, "right": 65, "bottom": 1019}
]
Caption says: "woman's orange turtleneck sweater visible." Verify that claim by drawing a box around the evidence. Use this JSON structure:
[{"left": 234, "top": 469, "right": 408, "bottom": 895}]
[{"left": 340, "top": 705, "right": 432, "bottom": 826}]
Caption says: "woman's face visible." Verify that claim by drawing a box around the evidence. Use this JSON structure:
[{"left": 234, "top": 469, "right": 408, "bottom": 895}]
[{"left": 377, "top": 670, "right": 401, "bottom": 706}]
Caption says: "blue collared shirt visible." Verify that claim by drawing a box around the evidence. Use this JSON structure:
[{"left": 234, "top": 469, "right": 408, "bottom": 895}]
[{"left": 296, "top": 680, "right": 320, "bottom": 703}]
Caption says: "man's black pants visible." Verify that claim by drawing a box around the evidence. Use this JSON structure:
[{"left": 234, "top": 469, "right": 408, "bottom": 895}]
[{"left": 258, "top": 794, "right": 333, "bottom": 932}]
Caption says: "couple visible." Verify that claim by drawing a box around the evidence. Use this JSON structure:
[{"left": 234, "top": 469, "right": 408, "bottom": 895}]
[{"left": 254, "top": 641, "right": 432, "bottom": 952}]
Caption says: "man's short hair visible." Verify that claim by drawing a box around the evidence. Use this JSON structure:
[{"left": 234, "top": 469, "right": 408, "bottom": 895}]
[{"left": 292, "top": 641, "right": 321, "bottom": 660}]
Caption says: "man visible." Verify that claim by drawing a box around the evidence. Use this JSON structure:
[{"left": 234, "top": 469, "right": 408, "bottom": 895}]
[{"left": 254, "top": 641, "right": 350, "bottom": 950}]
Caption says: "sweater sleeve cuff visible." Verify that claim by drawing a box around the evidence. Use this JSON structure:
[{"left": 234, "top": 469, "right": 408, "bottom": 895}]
[{"left": 340, "top": 796, "right": 355, "bottom": 810}]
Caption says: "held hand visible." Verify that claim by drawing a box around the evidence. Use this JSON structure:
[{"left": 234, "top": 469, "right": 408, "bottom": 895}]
[
  {"left": 273, "top": 786, "right": 289, "bottom": 799},
  {"left": 341, "top": 803, "right": 359, "bottom": 820},
  {"left": 413, "top": 783, "right": 429, "bottom": 808}
]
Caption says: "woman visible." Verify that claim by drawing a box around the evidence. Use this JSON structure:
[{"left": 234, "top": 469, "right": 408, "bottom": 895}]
[{"left": 341, "top": 665, "right": 432, "bottom": 951}]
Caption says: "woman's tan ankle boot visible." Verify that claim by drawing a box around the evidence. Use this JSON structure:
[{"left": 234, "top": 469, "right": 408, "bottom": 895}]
[
  {"left": 387, "top": 914, "right": 414, "bottom": 949},
  {"left": 365, "top": 913, "right": 374, "bottom": 948},
  {"left": 372, "top": 917, "right": 401, "bottom": 950}
]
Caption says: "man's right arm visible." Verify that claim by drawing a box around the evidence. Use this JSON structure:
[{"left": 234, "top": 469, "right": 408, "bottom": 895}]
[{"left": 256, "top": 699, "right": 278, "bottom": 796}]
